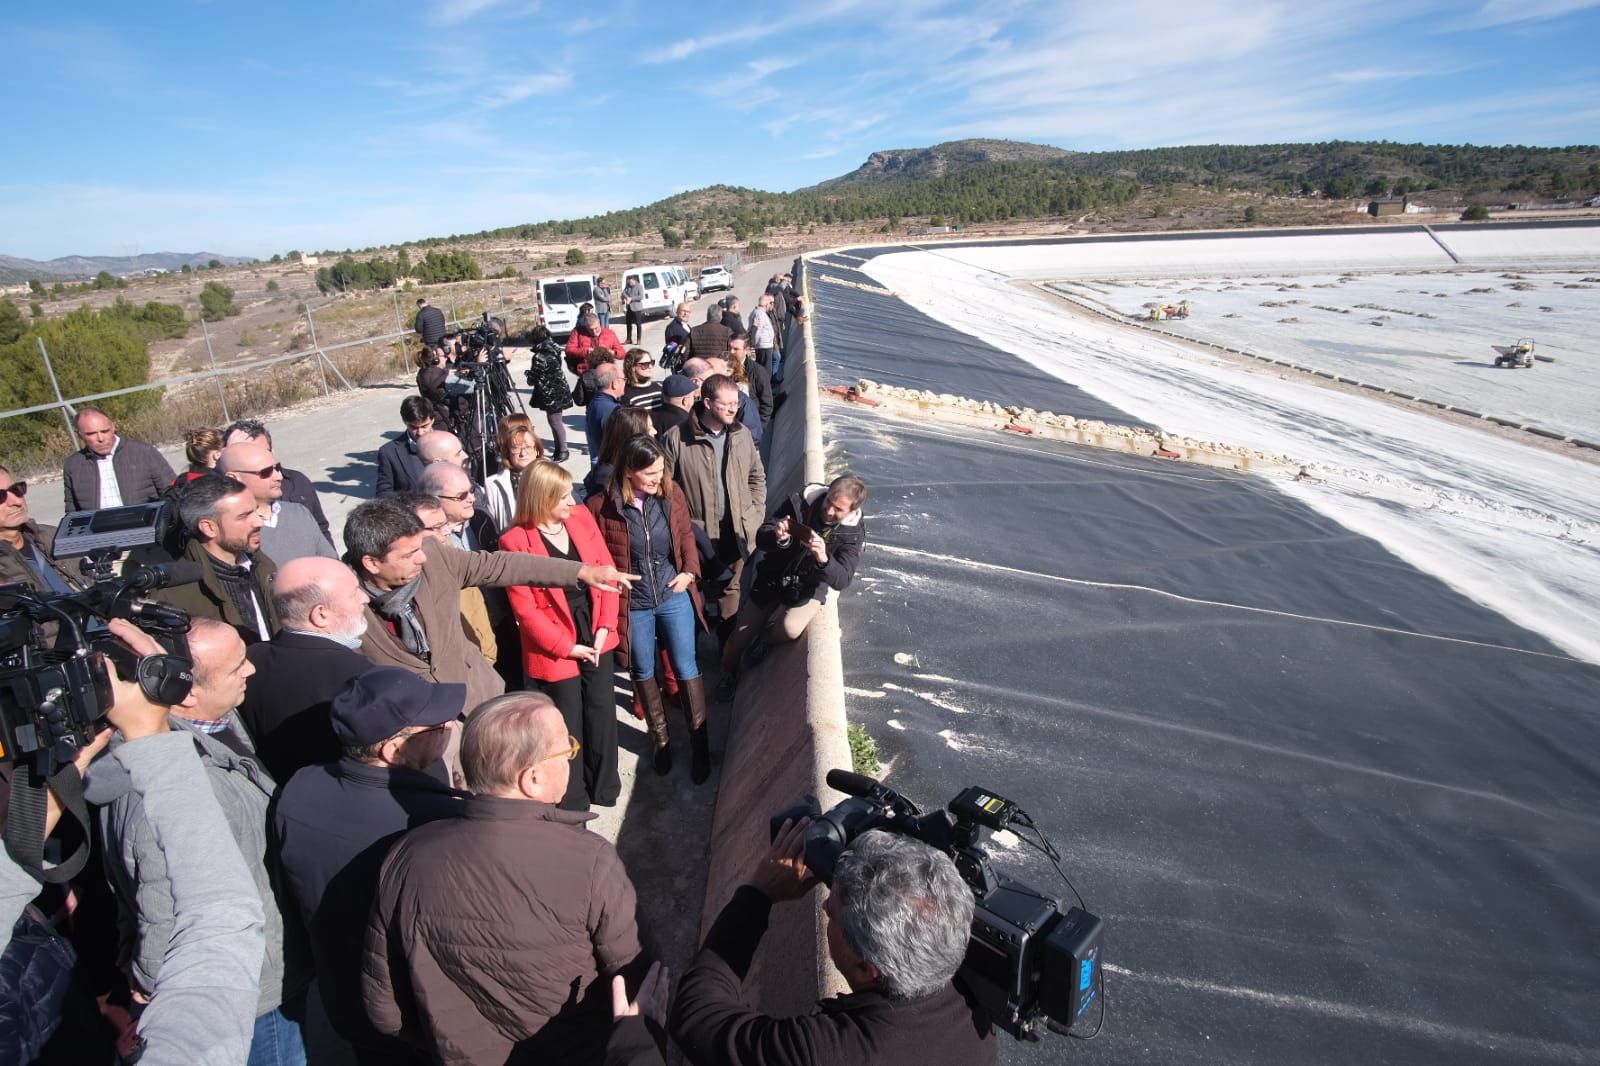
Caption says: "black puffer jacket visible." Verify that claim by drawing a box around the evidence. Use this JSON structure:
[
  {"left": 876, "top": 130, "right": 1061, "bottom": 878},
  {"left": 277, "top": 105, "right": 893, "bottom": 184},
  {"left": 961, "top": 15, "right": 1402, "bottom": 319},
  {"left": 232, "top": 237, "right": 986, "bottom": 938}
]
[
  {"left": 525, "top": 337, "right": 575, "bottom": 412},
  {"left": 750, "top": 483, "right": 866, "bottom": 608}
]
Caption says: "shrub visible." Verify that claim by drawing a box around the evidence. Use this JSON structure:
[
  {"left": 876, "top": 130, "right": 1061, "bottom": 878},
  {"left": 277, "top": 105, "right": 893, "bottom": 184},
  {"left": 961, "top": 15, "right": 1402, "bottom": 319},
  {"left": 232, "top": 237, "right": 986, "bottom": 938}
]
[
  {"left": 660, "top": 226, "right": 684, "bottom": 249},
  {"left": 199, "top": 281, "right": 240, "bottom": 321},
  {"left": 1243, "top": 206, "right": 1260, "bottom": 223},
  {"left": 266, "top": 280, "right": 280, "bottom": 292},
  {"left": 847, "top": 723, "right": 880, "bottom": 776},
  {"left": 104, "top": 297, "right": 190, "bottom": 341},
  {"left": 565, "top": 247, "right": 587, "bottom": 266},
  {"left": 1461, "top": 203, "right": 1490, "bottom": 221},
  {"left": 747, "top": 240, "right": 769, "bottom": 254}
]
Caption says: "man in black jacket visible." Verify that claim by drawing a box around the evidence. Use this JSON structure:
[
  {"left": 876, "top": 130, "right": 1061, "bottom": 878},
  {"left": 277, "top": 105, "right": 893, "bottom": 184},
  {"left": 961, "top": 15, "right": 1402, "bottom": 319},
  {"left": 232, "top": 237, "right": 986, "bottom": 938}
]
[
  {"left": 716, "top": 475, "right": 866, "bottom": 701},
  {"left": 238, "top": 556, "right": 373, "bottom": 782},
  {"left": 375, "top": 396, "right": 437, "bottom": 497},
  {"left": 672, "top": 821, "right": 996, "bottom": 1066},
  {"left": 274, "top": 668, "right": 468, "bottom": 1059},
  {"left": 414, "top": 298, "right": 447, "bottom": 348}
]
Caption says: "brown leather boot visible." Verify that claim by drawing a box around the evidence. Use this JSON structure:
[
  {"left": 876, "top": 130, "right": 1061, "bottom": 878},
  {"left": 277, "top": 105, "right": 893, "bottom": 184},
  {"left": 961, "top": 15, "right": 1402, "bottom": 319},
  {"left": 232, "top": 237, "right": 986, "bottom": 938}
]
[
  {"left": 681, "top": 675, "right": 711, "bottom": 784},
  {"left": 634, "top": 676, "right": 672, "bottom": 775}
]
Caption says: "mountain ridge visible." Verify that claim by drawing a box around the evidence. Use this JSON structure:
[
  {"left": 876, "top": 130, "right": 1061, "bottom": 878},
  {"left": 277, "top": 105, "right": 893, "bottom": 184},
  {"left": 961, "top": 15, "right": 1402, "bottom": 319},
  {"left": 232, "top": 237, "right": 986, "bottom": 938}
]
[{"left": 0, "top": 251, "right": 254, "bottom": 286}]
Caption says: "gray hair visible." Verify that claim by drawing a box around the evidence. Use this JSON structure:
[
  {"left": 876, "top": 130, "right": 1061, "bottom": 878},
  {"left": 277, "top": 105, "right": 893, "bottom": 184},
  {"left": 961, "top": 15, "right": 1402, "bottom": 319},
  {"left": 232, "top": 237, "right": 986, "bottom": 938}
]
[
  {"left": 271, "top": 572, "right": 329, "bottom": 626},
  {"left": 461, "top": 692, "right": 562, "bottom": 794},
  {"left": 582, "top": 312, "right": 599, "bottom": 330},
  {"left": 342, "top": 499, "right": 422, "bottom": 571},
  {"left": 174, "top": 474, "right": 250, "bottom": 538},
  {"left": 832, "top": 830, "right": 974, "bottom": 1000},
  {"left": 594, "top": 363, "right": 621, "bottom": 389}
]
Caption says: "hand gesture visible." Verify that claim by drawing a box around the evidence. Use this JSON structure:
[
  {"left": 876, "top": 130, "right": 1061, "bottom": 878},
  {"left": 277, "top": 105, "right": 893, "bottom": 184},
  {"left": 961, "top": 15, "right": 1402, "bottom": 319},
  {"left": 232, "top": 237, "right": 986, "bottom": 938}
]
[
  {"left": 773, "top": 516, "right": 793, "bottom": 543},
  {"left": 748, "top": 817, "right": 818, "bottom": 903},
  {"left": 568, "top": 643, "right": 600, "bottom": 667},
  {"left": 611, "top": 961, "right": 670, "bottom": 1028},
  {"left": 667, "top": 572, "right": 695, "bottom": 595},
  {"left": 578, "top": 564, "right": 639, "bottom": 593}
]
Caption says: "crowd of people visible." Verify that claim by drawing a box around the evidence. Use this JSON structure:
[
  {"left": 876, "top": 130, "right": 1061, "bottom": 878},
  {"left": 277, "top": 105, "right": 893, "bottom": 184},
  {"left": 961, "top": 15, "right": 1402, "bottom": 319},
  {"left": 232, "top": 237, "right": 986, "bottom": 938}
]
[{"left": 0, "top": 266, "right": 998, "bottom": 1065}]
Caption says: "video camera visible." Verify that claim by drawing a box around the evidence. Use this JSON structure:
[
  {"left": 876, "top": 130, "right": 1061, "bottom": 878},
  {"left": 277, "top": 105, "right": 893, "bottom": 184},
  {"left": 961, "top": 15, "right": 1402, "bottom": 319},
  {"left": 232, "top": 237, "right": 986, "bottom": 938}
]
[
  {"left": 457, "top": 313, "right": 507, "bottom": 363},
  {"left": 0, "top": 502, "right": 197, "bottom": 779},
  {"left": 772, "top": 769, "right": 1104, "bottom": 1041}
]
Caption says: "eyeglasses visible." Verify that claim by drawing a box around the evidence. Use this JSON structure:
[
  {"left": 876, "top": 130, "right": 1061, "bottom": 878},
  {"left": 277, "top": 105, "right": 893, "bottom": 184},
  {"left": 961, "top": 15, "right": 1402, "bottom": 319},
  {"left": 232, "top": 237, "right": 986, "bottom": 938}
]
[
  {"left": 436, "top": 490, "right": 474, "bottom": 502},
  {"left": 636, "top": 360, "right": 655, "bottom": 368},
  {"left": 236, "top": 463, "right": 282, "bottom": 479},
  {"left": 542, "top": 734, "right": 581, "bottom": 763},
  {"left": 0, "top": 481, "right": 27, "bottom": 501},
  {"left": 409, "top": 720, "right": 455, "bottom": 738}
]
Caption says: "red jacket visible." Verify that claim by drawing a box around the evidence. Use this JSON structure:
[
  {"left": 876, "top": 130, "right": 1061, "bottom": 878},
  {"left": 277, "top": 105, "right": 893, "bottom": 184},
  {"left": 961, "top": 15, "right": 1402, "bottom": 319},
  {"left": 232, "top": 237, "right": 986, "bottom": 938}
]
[
  {"left": 498, "top": 506, "right": 621, "bottom": 682},
  {"left": 564, "top": 327, "right": 627, "bottom": 373}
]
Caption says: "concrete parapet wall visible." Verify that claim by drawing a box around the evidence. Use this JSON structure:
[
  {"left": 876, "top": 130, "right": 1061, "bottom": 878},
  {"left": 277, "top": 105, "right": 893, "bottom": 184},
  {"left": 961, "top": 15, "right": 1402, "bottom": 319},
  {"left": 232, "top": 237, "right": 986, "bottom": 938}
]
[{"left": 700, "top": 265, "right": 853, "bottom": 1011}]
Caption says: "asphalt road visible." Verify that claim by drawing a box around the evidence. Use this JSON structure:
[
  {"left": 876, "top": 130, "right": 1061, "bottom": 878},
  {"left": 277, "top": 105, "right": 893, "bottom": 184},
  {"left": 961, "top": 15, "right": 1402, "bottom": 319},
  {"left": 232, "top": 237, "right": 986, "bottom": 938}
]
[{"left": 811, "top": 257, "right": 1600, "bottom": 1065}]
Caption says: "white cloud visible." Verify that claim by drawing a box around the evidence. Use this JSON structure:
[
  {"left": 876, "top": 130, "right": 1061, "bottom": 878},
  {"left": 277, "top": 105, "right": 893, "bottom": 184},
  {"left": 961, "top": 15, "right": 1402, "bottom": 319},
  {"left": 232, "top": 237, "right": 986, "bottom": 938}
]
[
  {"left": 481, "top": 72, "right": 572, "bottom": 108},
  {"left": 1464, "top": 0, "right": 1600, "bottom": 27}
]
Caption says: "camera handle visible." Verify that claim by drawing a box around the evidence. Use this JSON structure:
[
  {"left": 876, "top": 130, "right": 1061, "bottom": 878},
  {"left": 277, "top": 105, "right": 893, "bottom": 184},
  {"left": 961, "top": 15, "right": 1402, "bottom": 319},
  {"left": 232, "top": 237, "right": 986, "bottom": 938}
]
[{"left": 3, "top": 737, "right": 92, "bottom": 884}]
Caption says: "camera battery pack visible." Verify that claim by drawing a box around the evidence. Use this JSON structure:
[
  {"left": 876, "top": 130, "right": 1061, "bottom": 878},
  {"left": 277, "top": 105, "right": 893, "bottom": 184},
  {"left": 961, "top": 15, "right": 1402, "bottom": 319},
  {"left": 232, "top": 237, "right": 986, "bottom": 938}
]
[{"left": 1038, "top": 907, "right": 1103, "bottom": 1028}]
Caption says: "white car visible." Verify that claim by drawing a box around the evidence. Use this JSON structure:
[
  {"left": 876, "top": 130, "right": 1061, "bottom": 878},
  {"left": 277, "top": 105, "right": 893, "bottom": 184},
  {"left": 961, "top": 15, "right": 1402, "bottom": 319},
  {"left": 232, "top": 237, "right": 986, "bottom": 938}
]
[{"left": 698, "top": 264, "right": 733, "bottom": 293}]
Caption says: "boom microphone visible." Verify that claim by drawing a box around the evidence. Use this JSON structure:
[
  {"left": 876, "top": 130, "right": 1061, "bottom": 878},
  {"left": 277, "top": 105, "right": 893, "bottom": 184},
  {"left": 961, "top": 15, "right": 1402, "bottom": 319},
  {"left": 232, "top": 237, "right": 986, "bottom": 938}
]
[
  {"left": 124, "top": 561, "right": 204, "bottom": 592},
  {"left": 825, "top": 768, "right": 882, "bottom": 797}
]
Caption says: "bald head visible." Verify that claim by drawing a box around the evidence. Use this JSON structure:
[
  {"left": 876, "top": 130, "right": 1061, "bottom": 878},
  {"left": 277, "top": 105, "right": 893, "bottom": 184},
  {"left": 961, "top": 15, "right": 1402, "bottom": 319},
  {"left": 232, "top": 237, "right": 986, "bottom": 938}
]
[
  {"left": 185, "top": 618, "right": 253, "bottom": 721},
  {"left": 681, "top": 357, "right": 712, "bottom": 384},
  {"left": 417, "top": 461, "right": 474, "bottom": 522},
  {"left": 272, "top": 556, "right": 368, "bottom": 639},
  {"left": 417, "top": 430, "right": 467, "bottom": 467},
  {"left": 217, "top": 441, "right": 282, "bottom": 504}
]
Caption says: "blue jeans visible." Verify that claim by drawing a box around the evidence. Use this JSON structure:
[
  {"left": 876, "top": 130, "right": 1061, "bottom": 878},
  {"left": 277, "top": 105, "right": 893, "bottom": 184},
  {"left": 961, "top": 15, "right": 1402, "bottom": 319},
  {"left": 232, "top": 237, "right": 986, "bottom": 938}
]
[
  {"left": 629, "top": 590, "right": 700, "bottom": 681},
  {"left": 598, "top": 312, "right": 610, "bottom": 329},
  {"left": 247, "top": 1004, "right": 307, "bottom": 1066}
]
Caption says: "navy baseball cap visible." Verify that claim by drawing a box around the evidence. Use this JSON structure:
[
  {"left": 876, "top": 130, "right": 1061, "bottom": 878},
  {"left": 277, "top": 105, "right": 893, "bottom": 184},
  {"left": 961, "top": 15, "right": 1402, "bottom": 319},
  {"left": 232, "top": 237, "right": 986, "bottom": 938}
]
[
  {"left": 662, "top": 373, "right": 699, "bottom": 399},
  {"left": 330, "top": 668, "right": 466, "bottom": 747}
]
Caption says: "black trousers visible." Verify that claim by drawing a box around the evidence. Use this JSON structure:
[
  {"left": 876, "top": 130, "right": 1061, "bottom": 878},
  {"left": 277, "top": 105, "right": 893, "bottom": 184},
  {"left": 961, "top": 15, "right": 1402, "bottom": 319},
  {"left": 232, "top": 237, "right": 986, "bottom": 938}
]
[
  {"left": 624, "top": 308, "right": 643, "bottom": 341},
  {"left": 538, "top": 651, "right": 620, "bottom": 809}
]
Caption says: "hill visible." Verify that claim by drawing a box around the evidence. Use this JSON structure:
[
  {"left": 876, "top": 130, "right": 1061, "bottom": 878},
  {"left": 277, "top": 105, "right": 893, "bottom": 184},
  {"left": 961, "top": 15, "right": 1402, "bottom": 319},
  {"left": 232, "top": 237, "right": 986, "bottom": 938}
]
[
  {"left": 422, "top": 139, "right": 1598, "bottom": 252},
  {"left": 0, "top": 251, "right": 254, "bottom": 286},
  {"left": 807, "top": 138, "right": 1078, "bottom": 188}
]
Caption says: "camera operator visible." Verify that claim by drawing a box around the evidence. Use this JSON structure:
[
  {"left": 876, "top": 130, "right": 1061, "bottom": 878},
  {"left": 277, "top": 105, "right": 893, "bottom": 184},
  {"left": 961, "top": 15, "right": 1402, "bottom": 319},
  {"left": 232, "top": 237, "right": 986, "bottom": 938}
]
[
  {"left": 671, "top": 819, "right": 996, "bottom": 1066},
  {"left": 1, "top": 619, "right": 266, "bottom": 1066}
]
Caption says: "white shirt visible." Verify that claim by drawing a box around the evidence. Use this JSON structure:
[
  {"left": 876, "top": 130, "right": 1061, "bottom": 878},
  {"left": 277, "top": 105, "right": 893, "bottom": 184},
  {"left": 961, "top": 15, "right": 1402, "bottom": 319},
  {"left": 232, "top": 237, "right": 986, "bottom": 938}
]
[{"left": 96, "top": 438, "right": 124, "bottom": 509}]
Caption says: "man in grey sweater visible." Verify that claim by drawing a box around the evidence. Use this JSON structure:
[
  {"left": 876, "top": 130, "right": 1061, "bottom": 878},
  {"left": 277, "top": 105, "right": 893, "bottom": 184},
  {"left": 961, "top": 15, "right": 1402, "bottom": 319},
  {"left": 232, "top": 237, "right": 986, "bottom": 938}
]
[
  {"left": 1, "top": 617, "right": 264, "bottom": 1066},
  {"left": 86, "top": 616, "right": 303, "bottom": 1063},
  {"left": 219, "top": 440, "right": 337, "bottom": 563}
]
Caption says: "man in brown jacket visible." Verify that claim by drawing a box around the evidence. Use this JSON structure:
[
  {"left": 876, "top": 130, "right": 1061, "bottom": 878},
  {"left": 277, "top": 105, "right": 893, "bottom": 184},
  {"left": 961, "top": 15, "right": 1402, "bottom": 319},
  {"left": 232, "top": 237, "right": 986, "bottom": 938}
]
[
  {"left": 61, "top": 407, "right": 175, "bottom": 512},
  {"left": 157, "top": 474, "right": 280, "bottom": 643},
  {"left": 0, "top": 465, "right": 82, "bottom": 595},
  {"left": 342, "top": 499, "right": 632, "bottom": 715},
  {"left": 363, "top": 693, "right": 642, "bottom": 1065},
  {"left": 657, "top": 374, "right": 767, "bottom": 634}
]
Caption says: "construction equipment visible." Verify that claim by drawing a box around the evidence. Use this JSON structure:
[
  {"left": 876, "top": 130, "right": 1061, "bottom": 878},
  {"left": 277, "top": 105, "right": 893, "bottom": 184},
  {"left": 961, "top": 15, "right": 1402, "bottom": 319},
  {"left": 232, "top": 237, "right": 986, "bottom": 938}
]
[
  {"left": 1146, "top": 300, "right": 1191, "bottom": 321},
  {"left": 1492, "top": 337, "right": 1535, "bottom": 369}
]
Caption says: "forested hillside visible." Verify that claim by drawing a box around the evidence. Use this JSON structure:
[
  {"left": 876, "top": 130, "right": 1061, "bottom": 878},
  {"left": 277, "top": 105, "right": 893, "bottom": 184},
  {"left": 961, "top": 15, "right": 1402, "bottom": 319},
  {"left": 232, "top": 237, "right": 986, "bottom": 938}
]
[{"left": 423, "top": 139, "right": 1600, "bottom": 247}]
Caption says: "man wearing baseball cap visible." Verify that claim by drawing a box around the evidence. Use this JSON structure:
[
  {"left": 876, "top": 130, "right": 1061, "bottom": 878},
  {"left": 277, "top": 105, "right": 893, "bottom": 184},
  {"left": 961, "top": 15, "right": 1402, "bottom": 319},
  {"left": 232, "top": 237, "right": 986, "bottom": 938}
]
[{"left": 274, "top": 668, "right": 470, "bottom": 1058}]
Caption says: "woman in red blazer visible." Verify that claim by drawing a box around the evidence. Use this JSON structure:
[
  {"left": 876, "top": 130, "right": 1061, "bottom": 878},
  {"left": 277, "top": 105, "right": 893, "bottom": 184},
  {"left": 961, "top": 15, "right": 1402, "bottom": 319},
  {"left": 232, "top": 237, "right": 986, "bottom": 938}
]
[{"left": 500, "top": 459, "right": 622, "bottom": 809}]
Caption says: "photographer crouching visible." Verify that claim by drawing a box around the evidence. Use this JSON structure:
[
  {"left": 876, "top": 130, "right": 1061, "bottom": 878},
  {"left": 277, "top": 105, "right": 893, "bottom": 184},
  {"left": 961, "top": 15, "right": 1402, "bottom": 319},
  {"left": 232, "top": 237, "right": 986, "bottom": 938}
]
[{"left": 670, "top": 818, "right": 996, "bottom": 1066}]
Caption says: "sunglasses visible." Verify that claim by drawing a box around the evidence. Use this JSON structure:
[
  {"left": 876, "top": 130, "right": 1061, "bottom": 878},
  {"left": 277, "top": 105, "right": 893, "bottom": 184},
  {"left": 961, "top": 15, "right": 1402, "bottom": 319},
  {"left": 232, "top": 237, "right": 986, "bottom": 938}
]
[
  {"left": 236, "top": 463, "right": 283, "bottom": 479},
  {"left": 410, "top": 720, "right": 455, "bottom": 737},
  {"left": 436, "top": 490, "right": 474, "bottom": 502},
  {"left": 0, "top": 481, "right": 27, "bottom": 501}
]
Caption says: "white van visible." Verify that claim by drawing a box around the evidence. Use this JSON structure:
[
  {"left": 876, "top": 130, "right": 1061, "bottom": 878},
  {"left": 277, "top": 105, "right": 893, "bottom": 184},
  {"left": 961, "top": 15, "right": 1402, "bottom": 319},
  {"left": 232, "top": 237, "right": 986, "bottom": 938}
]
[
  {"left": 668, "top": 264, "right": 698, "bottom": 301},
  {"left": 537, "top": 274, "right": 598, "bottom": 339},
  {"left": 622, "top": 266, "right": 677, "bottom": 320}
]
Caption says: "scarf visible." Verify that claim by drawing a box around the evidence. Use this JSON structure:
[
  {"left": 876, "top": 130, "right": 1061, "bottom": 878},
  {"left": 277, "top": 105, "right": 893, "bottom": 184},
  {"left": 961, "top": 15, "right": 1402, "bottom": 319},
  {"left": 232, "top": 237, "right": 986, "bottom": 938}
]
[
  {"left": 210, "top": 554, "right": 267, "bottom": 640},
  {"left": 364, "top": 574, "right": 430, "bottom": 661}
]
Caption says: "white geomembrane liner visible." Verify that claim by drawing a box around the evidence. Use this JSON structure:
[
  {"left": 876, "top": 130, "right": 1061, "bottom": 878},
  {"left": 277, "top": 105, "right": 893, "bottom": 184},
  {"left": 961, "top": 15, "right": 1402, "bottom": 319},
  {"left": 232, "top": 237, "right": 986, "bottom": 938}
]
[{"left": 860, "top": 230, "right": 1600, "bottom": 665}]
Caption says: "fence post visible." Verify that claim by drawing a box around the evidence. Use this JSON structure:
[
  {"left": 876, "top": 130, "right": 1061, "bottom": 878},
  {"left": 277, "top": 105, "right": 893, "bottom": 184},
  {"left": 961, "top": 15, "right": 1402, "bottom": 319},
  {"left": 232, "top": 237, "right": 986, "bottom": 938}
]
[
  {"left": 36, "top": 338, "right": 75, "bottom": 438},
  {"left": 199, "top": 317, "right": 232, "bottom": 422},
  {"left": 305, "top": 306, "right": 330, "bottom": 396},
  {"left": 391, "top": 290, "right": 409, "bottom": 372}
]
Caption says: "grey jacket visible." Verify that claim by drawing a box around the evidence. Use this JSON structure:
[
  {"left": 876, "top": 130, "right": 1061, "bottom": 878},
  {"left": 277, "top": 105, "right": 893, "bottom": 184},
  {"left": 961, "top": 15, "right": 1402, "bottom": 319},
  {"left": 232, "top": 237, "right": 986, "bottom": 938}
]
[
  {"left": 657, "top": 405, "right": 767, "bottom": 557},
  {"left": 87, "top": 713, "right": 289, "bottom": 1017},
  {"left": 61, "top": 438, "right": 175, "bottom": 512},
  {"left": 4, "top": 732, "right": 264, "bottom": 1066}
]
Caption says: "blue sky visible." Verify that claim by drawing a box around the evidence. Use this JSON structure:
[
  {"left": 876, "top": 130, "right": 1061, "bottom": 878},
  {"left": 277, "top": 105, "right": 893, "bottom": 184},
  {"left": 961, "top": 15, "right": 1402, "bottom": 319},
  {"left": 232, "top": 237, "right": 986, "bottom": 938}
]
[{"left": 2, "top": 0, "right": 1597, "bottom": 260}]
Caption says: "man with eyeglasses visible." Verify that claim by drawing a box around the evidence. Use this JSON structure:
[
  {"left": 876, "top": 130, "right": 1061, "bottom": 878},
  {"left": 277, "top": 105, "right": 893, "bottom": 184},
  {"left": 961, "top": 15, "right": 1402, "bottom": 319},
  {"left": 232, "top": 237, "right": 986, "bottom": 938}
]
[
  {"left": 275, "top": 668, "right": 469, "bottom": 1061},
  {"left": 0, "top": 464, "right": 82, "bottom": 596},
  {"left": 218, "top": 439, "right": 337, "bottom": 564},
  {"left": 364, "top": 692, "right": 641, "bottom": 1066},
  {"left": 221, "top": 419, "right": 332, "bottom": 543}
]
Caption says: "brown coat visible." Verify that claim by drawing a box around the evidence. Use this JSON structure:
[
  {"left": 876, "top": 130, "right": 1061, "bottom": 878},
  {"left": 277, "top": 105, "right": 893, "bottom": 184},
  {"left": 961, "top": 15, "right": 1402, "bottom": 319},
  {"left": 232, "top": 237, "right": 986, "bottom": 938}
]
[
  {"left": 585, "top": 485, "right": 704, "bottom": 663},
  {"left": 363, "top": 795, "right": 641, "bottom": 1066},
  {"left": 356, "top": 536, "right": 582, "bottom": 713},
  {"left": 61, "top": 438, "right": 175, "bottom": 512},
  {"left": 0, "top": 522, "right": 81, "bottom": 594},
  {"left": 686, "top": 320, "right": 732, "bottom": 361},
  {"left": 656, "top": 406, "right": 767, "bottom": 557},
  {"left": 154, "top": 538, "right": 281, "bottom": 644}
]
